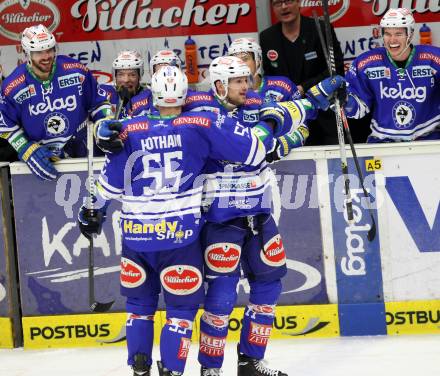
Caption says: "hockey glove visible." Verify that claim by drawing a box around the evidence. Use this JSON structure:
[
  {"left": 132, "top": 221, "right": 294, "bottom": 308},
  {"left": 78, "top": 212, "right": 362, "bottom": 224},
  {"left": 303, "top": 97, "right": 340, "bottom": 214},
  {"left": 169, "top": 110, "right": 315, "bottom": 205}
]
[
  {"left": 306, "top": 75, "right": 345, "bottom": 111},
  {"left": 259, "top": 101, "right": 303, "bottom": 137},
  {"left": 17, "top": 141, "right": 59, "bottom": 181},
  {"left": 94, "top": 118, "right": 124, "bottom": 153},
  {"left": 266, "top": 125, "right": 309, "bottom": 163},
  {"left": 78, "top": 205, "right": 106, "bottom": 240}
]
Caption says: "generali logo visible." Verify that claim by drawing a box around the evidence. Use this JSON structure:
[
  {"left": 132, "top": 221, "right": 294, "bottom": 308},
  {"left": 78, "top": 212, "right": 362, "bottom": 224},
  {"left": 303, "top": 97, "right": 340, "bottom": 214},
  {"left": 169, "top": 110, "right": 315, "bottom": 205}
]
[
  {"left": 300, "top": 0, "right": 349, "bottom": 22},
  {"left": 0, "top": 0, "right": 60, "bottom": 41}
]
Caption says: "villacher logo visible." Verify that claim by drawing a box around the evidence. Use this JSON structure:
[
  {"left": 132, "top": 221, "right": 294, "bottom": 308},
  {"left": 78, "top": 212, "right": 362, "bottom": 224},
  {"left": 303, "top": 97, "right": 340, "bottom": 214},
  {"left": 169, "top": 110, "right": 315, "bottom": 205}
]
[{"left": 0, "top": 0, "right": 60, "bottom": 41}]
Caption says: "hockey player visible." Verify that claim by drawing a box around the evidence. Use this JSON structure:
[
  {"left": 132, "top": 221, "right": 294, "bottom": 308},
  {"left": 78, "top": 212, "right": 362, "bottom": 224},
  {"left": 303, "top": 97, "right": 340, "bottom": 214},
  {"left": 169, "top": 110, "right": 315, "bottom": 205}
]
[
  {"left": 228, "top": 37, "right": 302, "bottom": 103},
  {"left": 78, "top": 66, "right": 289, "bottom": 376},
  {"left": 101, "top": 50, "right": 146, "bottom": 118},
  {"left": 129, "top": 50, "right": 182, "bottom": 117},
  {"left": 195, "top": 57, "right": 344, "bottom": 376},
  {"left": 0, "top": 24, "right": 111, "bottom": 179},
  {"left": 343, "top": 8, "right": 440, "bottom": 142}
]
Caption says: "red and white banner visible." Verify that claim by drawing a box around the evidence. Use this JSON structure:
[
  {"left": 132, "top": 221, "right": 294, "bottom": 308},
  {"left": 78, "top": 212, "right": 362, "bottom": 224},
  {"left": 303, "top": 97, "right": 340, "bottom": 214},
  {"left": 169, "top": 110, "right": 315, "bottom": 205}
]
[{"left": 0, "top": 0, "right": 257, "bottom": 45}]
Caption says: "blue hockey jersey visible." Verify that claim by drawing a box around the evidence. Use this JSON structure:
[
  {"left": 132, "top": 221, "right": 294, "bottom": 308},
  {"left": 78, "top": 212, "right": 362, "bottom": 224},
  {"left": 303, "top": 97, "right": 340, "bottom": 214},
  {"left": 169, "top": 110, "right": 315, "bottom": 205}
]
[
  {"left": 0, "top": 55, "right": 111, "bottom": 156},
  {"left": 345, "top": 45, "right": 440, "bottom": 141},
  {"left": 257, "top": 75, "right": 302, "bottom": 103},
  {"left": 184, "top": 89, "right": 263, "bottom": 127},
  {"left": 183, "top": 87, "right": 313, "bottom": 222},
  {"left": 96, "top": 111, "right": 267, "bottom": 252}
]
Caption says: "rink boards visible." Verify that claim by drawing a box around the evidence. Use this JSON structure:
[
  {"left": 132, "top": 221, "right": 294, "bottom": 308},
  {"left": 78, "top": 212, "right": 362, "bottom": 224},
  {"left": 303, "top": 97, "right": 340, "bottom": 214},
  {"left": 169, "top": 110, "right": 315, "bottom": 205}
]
[{"left": 3, "top": 142, "right": 440, "bottom": 348}]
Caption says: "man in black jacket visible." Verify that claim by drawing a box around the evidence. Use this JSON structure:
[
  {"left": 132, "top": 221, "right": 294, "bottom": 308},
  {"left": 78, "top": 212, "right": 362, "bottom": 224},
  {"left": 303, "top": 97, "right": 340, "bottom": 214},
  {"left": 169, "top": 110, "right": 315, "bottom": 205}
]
[{"left": 259, "top": 0, "right": 346, "bottom": 145}]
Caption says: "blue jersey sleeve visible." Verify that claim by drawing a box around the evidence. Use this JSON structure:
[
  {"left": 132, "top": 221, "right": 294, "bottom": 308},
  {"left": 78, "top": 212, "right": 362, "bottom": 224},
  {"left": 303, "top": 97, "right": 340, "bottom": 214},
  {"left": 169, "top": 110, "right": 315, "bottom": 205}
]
[
  {"left": 344, "top": 52, "right": 380, "bottom": 118},
  {"left": 83, "top": 71, "right": 112, "bottom": 122},
  {"left": 195, "top": 112, "right": 266, "bottom": 166}
]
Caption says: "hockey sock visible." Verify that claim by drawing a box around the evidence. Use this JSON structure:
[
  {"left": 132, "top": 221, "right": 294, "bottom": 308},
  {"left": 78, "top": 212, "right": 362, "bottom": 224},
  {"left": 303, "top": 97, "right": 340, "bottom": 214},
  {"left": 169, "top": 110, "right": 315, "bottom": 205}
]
[
  {"left": 160, "top": 306, "right": 197, "bottom": 373},
  {"left": 239, "top": 279, "right": 282, "bottom": 359},
  {"left": 198, "top": 275, "right": 239, "bottom": 369},
  {"left": 126, "top": 313, "right": 155, "bottom": 366}
]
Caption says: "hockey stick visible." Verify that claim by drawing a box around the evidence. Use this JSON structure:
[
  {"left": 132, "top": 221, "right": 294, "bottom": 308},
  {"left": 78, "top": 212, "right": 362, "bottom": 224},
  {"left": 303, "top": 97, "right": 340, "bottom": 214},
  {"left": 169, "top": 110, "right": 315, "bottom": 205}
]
[
  {"left": 85, "top": 90, "right": 130, "bottom": 313},
  {"left": 315, "top": 4, "right": 376, "bottom": 241}
]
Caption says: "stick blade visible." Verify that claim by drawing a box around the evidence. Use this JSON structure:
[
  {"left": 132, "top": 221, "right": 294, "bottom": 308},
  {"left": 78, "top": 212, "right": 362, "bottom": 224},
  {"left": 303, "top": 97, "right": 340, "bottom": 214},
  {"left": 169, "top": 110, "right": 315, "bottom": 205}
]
[{"left": 90, "top": 300, "right": 115, "bottom": 313}]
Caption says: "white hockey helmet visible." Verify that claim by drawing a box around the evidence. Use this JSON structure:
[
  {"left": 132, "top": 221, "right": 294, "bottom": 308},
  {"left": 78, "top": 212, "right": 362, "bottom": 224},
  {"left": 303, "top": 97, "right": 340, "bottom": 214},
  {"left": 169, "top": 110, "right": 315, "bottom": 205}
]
[
  {"left": 112, "top": 50, "right": 144, "bottom": 78},
  {"left": 149, "top": 50, "right": 182, "bottom": 75},
  {"left": 380, "top": 8, "right": 415, "bottom": 39},
  {"left": 228, "top": 37, "right": 263, "bottom": 76},
  {"left": 209, "top": 56, "right": 251, "bottom": 101},
  {"left": 21, "top": 24, "right": 56, "bottom": 54},
  {"left": 151, "top": 65, "right": 188, "bottom": 107}
]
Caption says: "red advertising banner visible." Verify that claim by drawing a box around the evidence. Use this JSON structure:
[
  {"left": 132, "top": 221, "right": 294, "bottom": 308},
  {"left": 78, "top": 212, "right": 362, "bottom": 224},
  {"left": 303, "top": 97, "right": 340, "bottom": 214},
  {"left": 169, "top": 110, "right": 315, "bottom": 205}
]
[{"left": 0, "top": 0, "right": 258, "bottom": 45}]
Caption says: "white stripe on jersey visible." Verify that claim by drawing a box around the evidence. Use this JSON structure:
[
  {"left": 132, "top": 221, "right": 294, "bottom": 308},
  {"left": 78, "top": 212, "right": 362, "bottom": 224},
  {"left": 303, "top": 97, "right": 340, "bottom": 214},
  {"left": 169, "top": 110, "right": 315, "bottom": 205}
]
[
  {"left": 98, "top": 176, "right": 123, "bottom": 199},
  {"left": 121, "top": 190, "right": 202, "bottom": 215},
  {"left": 120, "top": 207, "right": 201, "bottom": 220},
  {"left": 90, "top": 103, "right": 112, "bottom": 118},
  {"left": 123, "top": 185, "right": 203, "bottom": 201},
  {"left": 370, "top": 113, "right": 440, "bottom": 141}
]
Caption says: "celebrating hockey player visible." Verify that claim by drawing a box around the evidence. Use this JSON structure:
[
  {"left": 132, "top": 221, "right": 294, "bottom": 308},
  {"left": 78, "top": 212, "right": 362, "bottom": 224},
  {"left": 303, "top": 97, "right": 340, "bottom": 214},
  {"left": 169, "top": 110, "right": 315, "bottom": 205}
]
[
  {"left": 101, "top": 50, "right": 146, "bottom": 118},
  {"left": 0, "top": 24, "right": 112, "bottom": 180},
  {"left": 193, "top": 57, "right": 344, "bottom": 376},
  {"left": 78, "top": 66, "right": 294, "bottom": 376},
  {"left": 228, "top": 37, "right": 302, "bottom": 103},
  {"left": 343, "top": 8, "right": 440, "bottom": 142}
]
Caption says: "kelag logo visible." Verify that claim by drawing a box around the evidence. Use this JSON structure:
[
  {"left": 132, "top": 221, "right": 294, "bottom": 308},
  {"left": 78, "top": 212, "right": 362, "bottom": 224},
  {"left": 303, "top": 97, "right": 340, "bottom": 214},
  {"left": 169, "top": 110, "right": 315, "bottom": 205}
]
[{"left": 386, "top": 176, "right": 440, "bottom": 252}]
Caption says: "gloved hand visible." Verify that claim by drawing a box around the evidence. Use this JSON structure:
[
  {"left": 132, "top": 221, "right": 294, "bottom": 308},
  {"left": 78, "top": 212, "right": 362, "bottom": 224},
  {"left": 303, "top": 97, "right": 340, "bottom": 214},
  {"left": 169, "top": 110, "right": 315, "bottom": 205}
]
[
  {"left": 94, "top": 118, "right": 124, "bottom": 153},
  {"left": 266, "top": 125, "right": 309, "bottom": 163},
  {"left": 18, "top": 142, "right": 59, "bottom": 181},
  {"left": 306, "top": 75, "right": 346, "bottom": 111},
  {"left": 78, "top": 205, "right": 106, "bottom": 240}
]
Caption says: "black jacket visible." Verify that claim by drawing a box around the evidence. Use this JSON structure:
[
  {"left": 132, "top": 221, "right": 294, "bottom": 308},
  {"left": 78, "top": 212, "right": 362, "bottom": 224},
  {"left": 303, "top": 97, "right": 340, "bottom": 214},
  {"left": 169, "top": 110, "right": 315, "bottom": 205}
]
[
  {"left": 260, "top": 16, "right": 344, "bottom": 90},
  {"left": 259, "top": 16, "right": 346, "bottom": 145}
]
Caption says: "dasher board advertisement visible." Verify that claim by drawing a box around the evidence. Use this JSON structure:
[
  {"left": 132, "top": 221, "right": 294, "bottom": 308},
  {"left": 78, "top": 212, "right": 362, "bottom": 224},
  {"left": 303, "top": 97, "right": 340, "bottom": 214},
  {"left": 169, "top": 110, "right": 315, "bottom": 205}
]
[
  {"left": 10, "top": 158, "right": 328, "bottom": 316},
  {"left": 378, "top": 153, "right": 440, "bottom": 302}
]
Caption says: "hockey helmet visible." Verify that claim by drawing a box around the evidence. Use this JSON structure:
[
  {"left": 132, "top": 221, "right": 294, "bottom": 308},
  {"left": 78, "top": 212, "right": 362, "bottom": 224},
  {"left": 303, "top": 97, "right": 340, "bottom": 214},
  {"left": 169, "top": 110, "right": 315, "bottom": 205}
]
[
  {"left": 228, "top": 37, "right": 263, "bottom": 76},
  {"left": 149, "top": 50, "right": 182, "bottom": 75},
  {"left": 112, "top": 50, "right": 144, "bottom": 78},
  {"left": 209, "top": 56, "right": 251, "bottom": 101},
  {"left": 380, "top": 8, "right": 415, "bottom": 39},
  {"left": 151, "top": 65, "right": 188, "bottom": 107},
  {"left": 21, "top": 24, "right": 56, "bottom": 54}
]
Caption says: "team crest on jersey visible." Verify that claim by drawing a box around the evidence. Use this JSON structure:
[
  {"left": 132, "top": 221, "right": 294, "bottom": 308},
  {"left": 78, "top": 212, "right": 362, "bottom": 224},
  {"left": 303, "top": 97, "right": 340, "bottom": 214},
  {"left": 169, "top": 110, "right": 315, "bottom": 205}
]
[
  {"left": 265, "top": 90, "right": 283, "bottom": 103},
  {"left": 365, "top": 67, "right": 390, "bottom": 80},
  {"left": 57, "top": 73, "right": 85, "bottom": 89},
  {"left": 205, "top": 243, "right": 241, "bottom": 273},
  {"left": 13, "top": 84, "right": 36, "bottom": 104},
  {"left": 44, "top": 112, "right": 68, "bottom": 136},
  {"left": 392, "top": 101, "right": 416, "bottom": 129},
  {"left": 412, "top": 66, "right": 433, "bottom": 78},
  {"left": 120, "top": 257, "right": 147, "bottom": 288},
  {"left": 261, "top": 234, "right": 286, "bottom": 267},
  {"left": 160, "top": 265, "right": 202, "bottom": 295}
]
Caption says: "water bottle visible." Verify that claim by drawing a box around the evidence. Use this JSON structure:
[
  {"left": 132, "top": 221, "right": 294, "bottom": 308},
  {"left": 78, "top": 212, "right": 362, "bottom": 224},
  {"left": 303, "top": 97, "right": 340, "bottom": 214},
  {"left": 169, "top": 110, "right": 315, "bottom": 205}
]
[
  {"left": 419, "top": 23, "right": 432, "bottom": 45},
  {"left": 185, "top": 36, "right": 199, "bottom": 84}
]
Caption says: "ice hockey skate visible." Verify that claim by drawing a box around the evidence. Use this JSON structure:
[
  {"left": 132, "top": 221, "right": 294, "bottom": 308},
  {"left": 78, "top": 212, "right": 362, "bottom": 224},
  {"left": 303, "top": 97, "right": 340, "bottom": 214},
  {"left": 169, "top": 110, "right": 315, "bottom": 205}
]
[{"left": 237, "top": 344, "right": 287, "bottom": 376}]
